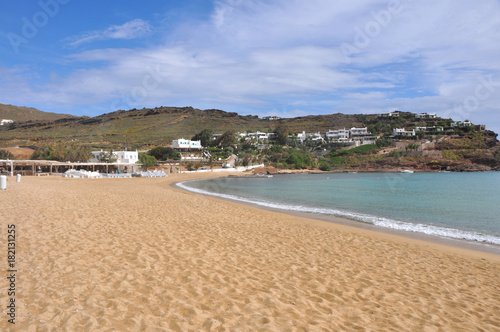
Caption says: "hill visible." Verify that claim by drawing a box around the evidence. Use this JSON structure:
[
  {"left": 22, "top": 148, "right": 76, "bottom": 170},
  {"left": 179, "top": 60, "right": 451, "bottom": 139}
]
[
  {"left": 0, "top": 106, "right": 374, "bottom": 149},
  {"left": 0, "top": 105, "right": 498, "bottom": 171},
  {"left": 0, "top": 103, "right": 75, "bottom": 122}
]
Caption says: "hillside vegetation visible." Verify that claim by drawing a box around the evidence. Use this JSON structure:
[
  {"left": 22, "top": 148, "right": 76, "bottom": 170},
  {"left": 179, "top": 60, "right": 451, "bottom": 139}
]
[
  {"left": 0, "top": 105, "right": 498, "bottom": 172},
  {"left": 0, "top": 103, "right": 74, "bottom": 122},
  {"left": 0, "top": 106, "right": 373, "bottom": 149}
]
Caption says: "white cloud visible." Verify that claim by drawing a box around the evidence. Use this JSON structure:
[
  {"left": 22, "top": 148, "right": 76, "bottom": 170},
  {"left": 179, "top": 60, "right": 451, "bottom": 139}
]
[
  {"left": 1, "top": 0, "right": 500, "bottom": 132},
  {"left": 67, "top": 19, "right": 152, "bottom": 46},
  {"left": 344, "top": 92, "right": 388, "bottom": 100}
]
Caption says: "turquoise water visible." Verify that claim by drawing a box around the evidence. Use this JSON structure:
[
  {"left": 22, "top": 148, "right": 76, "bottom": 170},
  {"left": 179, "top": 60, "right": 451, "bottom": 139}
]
[{"left": 178, "top": 172, "right": 500, "bottom": 245}]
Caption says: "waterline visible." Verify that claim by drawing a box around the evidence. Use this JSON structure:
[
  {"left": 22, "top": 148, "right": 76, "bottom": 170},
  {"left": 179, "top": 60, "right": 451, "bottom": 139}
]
[{"left": 177, "top": 177, "right": 500, "bottom": 246}]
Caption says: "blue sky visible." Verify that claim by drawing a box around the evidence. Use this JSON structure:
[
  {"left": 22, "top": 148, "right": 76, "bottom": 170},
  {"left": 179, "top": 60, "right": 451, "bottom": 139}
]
[{"left": 1, "top": 0, "right": 500, "bottom": 133}]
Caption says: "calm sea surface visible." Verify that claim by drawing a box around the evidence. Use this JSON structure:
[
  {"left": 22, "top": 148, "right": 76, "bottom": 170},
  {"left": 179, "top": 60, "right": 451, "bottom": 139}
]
[{"left": 178, "top": 172, "right": 500, "bottom": 246}]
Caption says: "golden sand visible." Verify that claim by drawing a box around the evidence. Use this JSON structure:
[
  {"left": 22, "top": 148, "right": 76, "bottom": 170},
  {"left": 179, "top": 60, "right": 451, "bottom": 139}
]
[{"left": 1, "top": 173, "right": 499, "bottom": 331}]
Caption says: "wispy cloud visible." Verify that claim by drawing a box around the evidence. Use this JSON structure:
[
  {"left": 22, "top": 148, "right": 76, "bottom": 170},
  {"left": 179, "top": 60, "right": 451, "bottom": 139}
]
[
  {"left": 1, "top": 1, "right": 500, "bottom": 132},
  {"left": 67, "top": 19, "right": 152, "bottom": 46}
]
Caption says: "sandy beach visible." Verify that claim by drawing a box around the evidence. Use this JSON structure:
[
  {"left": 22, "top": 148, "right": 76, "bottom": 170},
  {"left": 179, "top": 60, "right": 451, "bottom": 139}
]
[{"left": 1, "top": 173, "right": 499, "bottom": 331}]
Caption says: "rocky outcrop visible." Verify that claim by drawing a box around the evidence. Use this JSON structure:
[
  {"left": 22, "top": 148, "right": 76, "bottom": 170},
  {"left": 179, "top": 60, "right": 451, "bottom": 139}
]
[{"left": 253, "top": 166, "right": 279, "bottom": 175}]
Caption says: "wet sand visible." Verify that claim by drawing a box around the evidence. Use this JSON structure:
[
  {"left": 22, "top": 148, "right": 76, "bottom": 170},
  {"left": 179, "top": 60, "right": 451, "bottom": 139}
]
[{"left": 1, "top": 173, "right": 499, "bottom": 331}]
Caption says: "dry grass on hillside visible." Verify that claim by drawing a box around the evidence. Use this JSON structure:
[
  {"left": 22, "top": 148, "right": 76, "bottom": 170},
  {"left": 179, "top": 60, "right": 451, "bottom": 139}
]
[{"left": 1, "top": 146, "right": 35, "bottom": 159}]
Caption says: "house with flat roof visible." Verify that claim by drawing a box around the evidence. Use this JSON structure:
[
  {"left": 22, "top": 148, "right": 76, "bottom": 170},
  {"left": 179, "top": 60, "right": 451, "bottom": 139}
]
[
  {"left": 262, "top": 116, "right": 281, "bottom": 120},
  {"left": 350, "top": 127, "right": 369, "bottom": 136},
  {"left": 326, "top": 129, "right": 349, "bottom": 141},
  {"left": 415, "top": 113, "right": 437, "bottom": 119},
  {"left": 451, "top": 120, "right": 472, "bottom": 127},
  {"left": 291, "top": 131, "right": 325, "bottom": 144},
  {"left": 350, "top": 127, "right": 376, "bottom": 145},
  {"left": 172, "top": 139, "right": 202, "bottom": 149},
  {"left": 392, "top": 128, "right": 416, "bottom": 137},
  {"left": 379, "top": 110, "right": 401, "bottom": 117},
  {"left": 415, "top": 126, "right": 444, "bottom": 132},
  {"left": 89, "top": 150, "right": 139, "bottom": 164},
  {"left": 325, "top": 127, "right": 375, "bottom": 145},
  {"left": 306, "top": 132, "right": 324, "bottom": 143},
  {"left": 242, "top": 131, "right": 274, "bottom": 143}
]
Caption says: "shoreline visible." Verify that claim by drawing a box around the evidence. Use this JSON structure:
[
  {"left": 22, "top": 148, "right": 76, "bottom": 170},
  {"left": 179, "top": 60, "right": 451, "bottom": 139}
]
[
  {"left": 174, "top": 172, "right": 500, "bottom": 258},
  {"left": 252, "top": 168, "right": 500, "bottom": 174}
]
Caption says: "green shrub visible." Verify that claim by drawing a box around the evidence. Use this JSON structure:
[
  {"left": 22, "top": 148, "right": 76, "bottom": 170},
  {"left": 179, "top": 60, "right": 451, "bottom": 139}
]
[
  {"left": 375, "top": 139, "right": 391, "bottom": 148},
  {"left": 318, "top": 160, "right": 332, "bottom": 171},
  {"left": 327, "top": 144, "right": 379, "bottom": 158},
  {"left": 30, "top": 143, "right": 92, "bottom": 162},
  {"left": 148, "top": 146, "right": 180, "bottom": 160},
  {"left": 389, "top": 151, "right": 405, "bottom": 157},
  {"left": 0, "top": 150, "right": 15, "bottom": 160},
  {"left": 138, "top": 153, "right": 157, "bottom": 170},
  {"left": 330, "top": 156, "right": 346, "bottom": 165},
  {"left": 285, "top": 151, "right": 312, "bottom": 169}
]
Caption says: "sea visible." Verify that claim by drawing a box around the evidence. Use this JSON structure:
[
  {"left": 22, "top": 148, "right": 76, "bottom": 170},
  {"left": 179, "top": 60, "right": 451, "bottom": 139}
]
[{"left": 178, "top": 172, "right": 500, "bottom": 250}]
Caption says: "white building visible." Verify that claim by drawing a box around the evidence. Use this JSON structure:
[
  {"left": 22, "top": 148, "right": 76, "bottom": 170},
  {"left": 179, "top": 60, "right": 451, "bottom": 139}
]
[
  {"left": 325, "top": 127, "right": 375, "bottom": 145},
  {"left": 242, "top": 131, "right": 274, "bottom": 143},
  {"left": 257, "top": 132, "right": 275, "bottom": 142},
  {"left": 350, "top": 127, "right": 369, "bottom": 136},
  {"left": 294, "top": 131, "right": 307, "bottom": 144},
  {"left": 451, "top": 120, "right": 472, "bottom": 127},
  {"left": 392, "top": 128, "right": 416, "bottom": 137},
  {"left": 89, "top": 150, "right": 139, "bottom": 163},
  {"left": 307, "top": 132, "right": 324, "bottom": 143},
  {"left": 114, "top": 151, "right": 139, "bottom": 163},
  {"left": 359, "top": 136, "right": 377, "bottom": 144},
  {"left": 379, "top": 111, "right": 401, "bottom": 117},
  {"left": 292, "top": 131, "right": 324, "bottom": 144},
  {"left": 0, "top": 119, "right": 14, "bottom": 125},
  {"left": 326, "top": 129, "right": 350, "bottom": 141},
  {"left": 415, "top": 113, "right": 437, "bottom": 119},
  {"left": 172, "top": 139, "right": 202, "bottom": 149},
  {"left": 416, "top": 126, "right": 444, "bottom": 132},
  {"left": 350, "top": 127, "right": 376, "bottom": 145},
  {"left": 262, "top": 116, "right": 281, "bottom": 120}
]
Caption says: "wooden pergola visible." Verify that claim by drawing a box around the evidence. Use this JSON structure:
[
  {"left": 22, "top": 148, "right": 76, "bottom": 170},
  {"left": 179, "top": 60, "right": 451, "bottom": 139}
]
[{"left": 0, "top": 160, "right": 140, "bottom": 176}]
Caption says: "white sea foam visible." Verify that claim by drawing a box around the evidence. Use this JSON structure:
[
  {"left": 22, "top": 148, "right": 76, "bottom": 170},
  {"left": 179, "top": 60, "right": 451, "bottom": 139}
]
[{"left": 177, "top": 181, "right": 500, "bottom": 246}]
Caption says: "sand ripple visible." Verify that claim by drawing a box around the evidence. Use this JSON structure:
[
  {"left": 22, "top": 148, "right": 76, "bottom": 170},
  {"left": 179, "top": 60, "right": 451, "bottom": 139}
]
[{"left": 0, "top": 174, "right": 499, "bottom": 331}]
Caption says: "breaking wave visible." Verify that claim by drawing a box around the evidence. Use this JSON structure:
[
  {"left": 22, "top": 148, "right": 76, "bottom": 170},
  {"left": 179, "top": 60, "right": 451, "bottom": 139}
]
[{"left": 177, "top": 180, "right": 500, "bottom": 246}]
